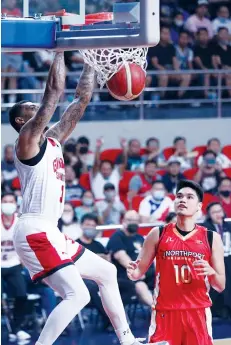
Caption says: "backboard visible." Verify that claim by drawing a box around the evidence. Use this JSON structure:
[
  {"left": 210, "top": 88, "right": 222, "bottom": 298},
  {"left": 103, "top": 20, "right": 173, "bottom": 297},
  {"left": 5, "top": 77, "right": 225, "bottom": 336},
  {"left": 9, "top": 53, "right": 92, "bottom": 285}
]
[{"left": 1, "top": 0, "right": 160, "bottom": 51}]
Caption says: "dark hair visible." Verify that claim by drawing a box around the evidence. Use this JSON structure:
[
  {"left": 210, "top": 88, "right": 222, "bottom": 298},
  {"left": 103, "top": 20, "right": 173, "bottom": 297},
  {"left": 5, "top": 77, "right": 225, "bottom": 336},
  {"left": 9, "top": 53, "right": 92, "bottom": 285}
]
[
  {"left": 145, "top": 159, "right": 157, "bottom": 167},
  {"left": 4, "top": 144, "right": 14, "bottom": 153},
  {"left": 128, "top": 138, "right": 140, "bottom": 146},
  {"left": 197, "top": 27, "right": 208, "bottom": 35},
  {"left": 9, "top": 100, "right": 29, "bottom": 132},
  {"left": 179, "top": 30, "right": 190, "bottom": 37},
  {"left": 207, "top": 137, "right": 220, "bottom": 146},
  {"left": 173, "top": 136, "right": 186, "bottom": 145},
  {"left": 203, "top": 150, "right": 217, "bottom": 158},
  {"left": 146, "top": 137, "right": 159, "bottom": 147},
  {"left": 160, "top": 25, "right": 170, "bottom": 32},
  {"left": 166, "top": 212, "right": 177, "bottom": 223},
  {"left": 219, "top": 177, "right": 231, "bottom": 187},
  {"left": 176, "top": 179, "right": 204, "bottom": 202},
  {"left": 99, "top": 160, "right": 114, "bottom": 169},
  {"left": 104, "top": 183, "right": 115, "bottom": 191},
  {"left": 1, "top": 192, "right": 17, "bottom": 202},
  {"left": 206, "top": 201, "right": 222, "bottom": 215},
  {"left": 152, "top": 180, "right": 165, "bottom": 187},
  {"left": 64, "top": 143, "right": 76, "bottom": 154},
  {"left": 77, "top": 136, "right": 89, "bottom": 146},
  {"left": 217, "top": 26, "right": 229, "bottom": 33},
  {"left": 81, "top": 213, "right": 98, "bottom": 225}
]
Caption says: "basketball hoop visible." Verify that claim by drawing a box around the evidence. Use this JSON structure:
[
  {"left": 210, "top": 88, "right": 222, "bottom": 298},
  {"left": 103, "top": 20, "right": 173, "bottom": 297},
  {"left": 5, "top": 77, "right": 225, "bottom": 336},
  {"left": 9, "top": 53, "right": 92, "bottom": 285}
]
[{"left": 79, "top": 13, "right": 148, "bottom": 88}]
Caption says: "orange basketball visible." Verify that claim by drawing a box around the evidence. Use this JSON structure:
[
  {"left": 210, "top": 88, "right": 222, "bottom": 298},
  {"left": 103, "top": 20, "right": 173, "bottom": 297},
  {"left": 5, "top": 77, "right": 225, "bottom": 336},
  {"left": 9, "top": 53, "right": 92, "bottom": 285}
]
[{"left": 106, "top": 62, "right": 146, "bottom": 101}]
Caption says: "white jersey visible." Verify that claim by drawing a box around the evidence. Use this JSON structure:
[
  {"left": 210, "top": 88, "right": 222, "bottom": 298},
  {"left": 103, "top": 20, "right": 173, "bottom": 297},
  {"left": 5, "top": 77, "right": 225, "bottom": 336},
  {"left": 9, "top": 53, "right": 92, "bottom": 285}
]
[
  {"left": 14, "top": 137, "right": 65, "bottom": 224},
  {"left": 1, "top": 214, "right": 20, "bottom": 268}
]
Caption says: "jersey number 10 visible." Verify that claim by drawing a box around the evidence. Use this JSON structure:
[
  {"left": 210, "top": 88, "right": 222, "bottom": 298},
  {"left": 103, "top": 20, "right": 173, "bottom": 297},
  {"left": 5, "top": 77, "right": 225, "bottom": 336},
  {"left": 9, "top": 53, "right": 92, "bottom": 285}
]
[{"left": 174, "top": 264, "right": 192, "bottom": 284}]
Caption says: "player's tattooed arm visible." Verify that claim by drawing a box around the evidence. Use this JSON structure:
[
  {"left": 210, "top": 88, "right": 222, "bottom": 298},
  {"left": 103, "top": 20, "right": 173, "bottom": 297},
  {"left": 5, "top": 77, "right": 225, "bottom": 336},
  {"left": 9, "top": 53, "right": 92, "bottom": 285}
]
[
  {"left": 17, "top": 53, "right": 65, "bottom": 159},
  {"left": 45, "top": 64, "right": 95, "bottom": 143}
]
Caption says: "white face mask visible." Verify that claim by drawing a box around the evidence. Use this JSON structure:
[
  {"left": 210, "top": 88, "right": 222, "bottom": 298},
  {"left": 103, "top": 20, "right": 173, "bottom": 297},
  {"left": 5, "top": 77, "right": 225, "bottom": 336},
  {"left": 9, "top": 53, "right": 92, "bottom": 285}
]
[
  {"left": 153, "top": 190, "right": 165, "bottom": 201},
  {"left": 82, "top": 198, "right": 94, "bottom": 207},
  {"left": 174, "top": 19, "right": 184, "bottom": 27},
  {"left": 1, "top": 203, "right": 17, "bottom": 215},
  {"left": 61, "top": 213, "right": 73, "bottom": 224}
]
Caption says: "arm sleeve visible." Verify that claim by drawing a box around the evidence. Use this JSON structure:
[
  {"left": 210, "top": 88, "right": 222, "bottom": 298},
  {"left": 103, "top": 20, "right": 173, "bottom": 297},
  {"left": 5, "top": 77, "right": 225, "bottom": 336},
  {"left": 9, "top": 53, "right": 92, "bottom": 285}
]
[
  {"left": 129, "top": 175, "right": 142, "bottom": 192},
  {"left": 107, "top": 233, "right": 126, "bottom": 254}
]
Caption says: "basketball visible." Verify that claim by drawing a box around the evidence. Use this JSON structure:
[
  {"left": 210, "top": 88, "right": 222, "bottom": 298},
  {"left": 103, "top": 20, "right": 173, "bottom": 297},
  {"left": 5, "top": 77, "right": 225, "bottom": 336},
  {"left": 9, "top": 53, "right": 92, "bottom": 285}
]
[{"left": 106, "top": 62, "right": 146, "bottom": 101}]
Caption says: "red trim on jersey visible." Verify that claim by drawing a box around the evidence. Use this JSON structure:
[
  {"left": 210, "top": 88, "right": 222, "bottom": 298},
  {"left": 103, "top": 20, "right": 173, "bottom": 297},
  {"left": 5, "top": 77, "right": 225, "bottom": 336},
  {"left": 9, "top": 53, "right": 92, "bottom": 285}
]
[
  {"left": 1, "top": 214, "right": 16, "bottom": 230},
  {"left": 48, "top": 138, "right": 57, "bottom": 147},
  {"left": 72, "top": 244, "right": 85, "bottom": 262}
]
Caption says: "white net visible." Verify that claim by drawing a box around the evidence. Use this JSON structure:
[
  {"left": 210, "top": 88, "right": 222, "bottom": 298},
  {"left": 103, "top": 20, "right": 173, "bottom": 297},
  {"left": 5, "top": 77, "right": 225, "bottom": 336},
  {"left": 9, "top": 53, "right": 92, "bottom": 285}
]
[{"left": 79, "top": 47, "right": 148, "bottom": 88}]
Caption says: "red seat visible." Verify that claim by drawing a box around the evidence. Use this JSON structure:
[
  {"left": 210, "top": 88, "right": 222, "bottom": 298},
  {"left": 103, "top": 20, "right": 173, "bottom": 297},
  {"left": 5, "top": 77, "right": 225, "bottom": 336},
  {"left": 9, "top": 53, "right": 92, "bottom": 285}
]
[
  {"left": 183, "top": 168, "right": 198, "bottom": 180},
  {"left": 11, "top": 177, "right": 20, "bottom": 190},
  {"left": 140, "top": 147, "right": 148, "bottom": 156},
  {"left": 100, "top": 149, "right": 122, "bottom": 163},
  {"left": 191, "top": 145, "right": 207, "bottom": 166},
  {"left": 119, "top": 171, "right": 136, "bottom": 201},
  {"left": 223, "top": 168, "right": 231, "bottom": 178},
  {"left": 156, "top": 169, "right": 167, "bottom": 176},
  {"left": 131, "top": 195, "right": 144, "bottom": 212},
  {"left": 162, "top": 147, "right": 175, "bottom": 160},
  {"left": 70, "top": 200, "right": 82, "bottom": 208},
  {"left": 79, "top": 173, "right": 91, "bottom": 190},
  {"left": 222, "top": 145, "right": 231, "bottom": 160},
  {"left": 202, "top": 193, "right": 218, "bottom": 214}
]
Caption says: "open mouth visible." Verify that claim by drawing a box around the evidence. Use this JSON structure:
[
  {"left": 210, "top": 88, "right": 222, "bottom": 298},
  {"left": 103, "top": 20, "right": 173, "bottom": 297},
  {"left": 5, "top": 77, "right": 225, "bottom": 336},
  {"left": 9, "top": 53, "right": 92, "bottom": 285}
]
[{"left": 178, "top": 204, "right": 187, "bottom": 209}]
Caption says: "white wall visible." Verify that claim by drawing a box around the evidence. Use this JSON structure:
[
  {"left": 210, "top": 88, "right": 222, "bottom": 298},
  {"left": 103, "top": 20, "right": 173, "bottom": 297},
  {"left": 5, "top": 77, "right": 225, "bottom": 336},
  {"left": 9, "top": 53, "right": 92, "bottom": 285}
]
[{"left": 2, "top": 118, "right": 231, "bottom": 150}]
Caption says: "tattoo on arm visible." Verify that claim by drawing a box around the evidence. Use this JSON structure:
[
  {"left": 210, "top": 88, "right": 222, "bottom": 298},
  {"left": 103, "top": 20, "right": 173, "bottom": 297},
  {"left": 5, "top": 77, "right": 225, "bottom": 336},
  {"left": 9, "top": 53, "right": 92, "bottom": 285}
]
[
  {"left": 46, "top": 64, "right": 95, "bottom": 142},
  {"left": 20, "top": 52, "right": 66, "bottom": 139}
]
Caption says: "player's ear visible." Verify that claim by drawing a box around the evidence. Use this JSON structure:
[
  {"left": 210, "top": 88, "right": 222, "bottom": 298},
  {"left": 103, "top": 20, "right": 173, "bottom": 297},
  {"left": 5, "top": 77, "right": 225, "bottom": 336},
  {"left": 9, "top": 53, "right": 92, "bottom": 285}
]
[
  {"left": 197, "top": 202, "right": 202, "bottom": 213},
  {"left": 15, "top": 117, "right": 25, "bottom": 125}
]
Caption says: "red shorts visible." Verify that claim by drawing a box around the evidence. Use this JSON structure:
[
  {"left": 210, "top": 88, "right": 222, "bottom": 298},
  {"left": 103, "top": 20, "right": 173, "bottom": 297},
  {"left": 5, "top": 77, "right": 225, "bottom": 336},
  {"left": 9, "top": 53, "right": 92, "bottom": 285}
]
[{"left": 149, "top": 308, "right": 213, "bottom": 345}]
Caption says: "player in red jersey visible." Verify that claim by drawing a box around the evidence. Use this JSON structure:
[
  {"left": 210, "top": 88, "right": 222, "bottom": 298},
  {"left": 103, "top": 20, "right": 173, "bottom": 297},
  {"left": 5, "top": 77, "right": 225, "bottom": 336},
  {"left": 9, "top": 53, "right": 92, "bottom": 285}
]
[{"left": 127, "top": 180, "right": 225, "bottom": 345}]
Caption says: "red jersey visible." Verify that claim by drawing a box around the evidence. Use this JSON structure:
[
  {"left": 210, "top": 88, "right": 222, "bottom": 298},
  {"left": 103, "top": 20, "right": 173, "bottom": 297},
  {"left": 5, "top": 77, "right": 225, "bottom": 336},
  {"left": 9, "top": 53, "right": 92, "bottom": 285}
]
[{"left": 154, "top": 223, "right": 212, "bottom": 310}]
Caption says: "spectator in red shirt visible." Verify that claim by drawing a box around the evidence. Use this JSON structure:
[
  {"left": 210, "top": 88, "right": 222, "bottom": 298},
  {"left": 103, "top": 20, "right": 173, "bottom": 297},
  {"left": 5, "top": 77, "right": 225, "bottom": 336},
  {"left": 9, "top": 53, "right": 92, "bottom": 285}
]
[
  {"left": 1, "top": 0, "right": 23, "bottom": 105},
  {"left": 217, "top": 177, "right": 231, "bottom": 217}
]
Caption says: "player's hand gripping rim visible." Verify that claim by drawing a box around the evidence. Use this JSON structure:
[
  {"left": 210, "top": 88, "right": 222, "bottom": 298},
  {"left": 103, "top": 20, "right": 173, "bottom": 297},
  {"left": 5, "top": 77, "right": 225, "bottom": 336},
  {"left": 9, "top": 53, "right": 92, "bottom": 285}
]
[{"left": 193, "top": 259, "right": 216, "bottom": 276}]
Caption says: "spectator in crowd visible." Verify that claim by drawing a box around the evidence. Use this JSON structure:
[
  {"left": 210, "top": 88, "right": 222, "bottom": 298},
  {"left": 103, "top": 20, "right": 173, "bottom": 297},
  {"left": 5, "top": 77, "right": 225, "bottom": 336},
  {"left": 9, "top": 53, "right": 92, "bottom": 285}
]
[
  {"left": 139, "top": 181, "right": 174, "bottom": 223},
  {"left": 59, "top": 202, "right": 82, "bottom": 241},
  {"left": 34, "top": 51, "right": 54, "bottom": 73},
  {"left": 116, "top": 138, "right": 143, "bottom": 171},
  {"left": 162, "top": 159, "right": 185, "bottom": 193},
  {"left": 107, "top": 211, "right": 154, "bottom": 306},
  {"left": 76, "top": 136, "right": 94, "bottom": 171},
  {"left": 169, "top": 136, "right": 192, "bottom": 170},
  {"left": 63, "top": 141, "right": 84, "bottom": 178},
  {"left": 128, "top": 160, "right": 162, "bottom": 199},
  {"left": 77, "top": 213, "right": 111, "bottom": 328},
  {"left": 198, "top": 138, "right": 231, "bottom": 168},
  {"left": 175, "top": 31, "right": 194, "bottom": 72},
  {"left": 142, "top": 137, "right": 166, "bottom": 166},
  {"left": 171, "top": 10, "right": 186, "bottom": 44},
  {"left": 75, "top": 190, "right": 96, "bottom": 222},
  {"left": 91, "top": 138, "right": 121, "bottom": 200},
  {"left": 96, "top": 183, "right": 125, "bottom": 225},
  {"left": 1, "top": 0, "right": 23, "bottom": 105},
  {"left": 1, "top": 144, "right": 18, "bottom": 183},
  {"left": 1, "top": 171, "right": 12, "bottom": 194},
  {"left": 147, "top": 26, "right": 191, "bottom": 100},
  {"left": 217, "top": 177, "right": 231, "bottom": 217},
  {"left": 65, "top": 165, "right": 85, "bottom": 202},
  {"left": 1, "top": 193, "right": 30, "bottom": 342},
  {"left": 212, "top": 27, "right": 231, "bottom": 98},
  {"left": 194, "top": 150, "right": 225, "bottom": 194},
  {"left": 185, "top": 0, "right": 213, "bottom": 38},
  {"left": 64, "top": 51, "right": 84, "bottom": 89},
  {"left": 193, "top": 28, "right": 214, "bottom": 98},
  {"left": 165, "top": 212, "right": 177, "bottom": 223},
  {"left": 203, "top": 202, "right": 231, "bottom": 318},
  {"left": 212, "top": 5, "right": 231, "bottom": 35}
]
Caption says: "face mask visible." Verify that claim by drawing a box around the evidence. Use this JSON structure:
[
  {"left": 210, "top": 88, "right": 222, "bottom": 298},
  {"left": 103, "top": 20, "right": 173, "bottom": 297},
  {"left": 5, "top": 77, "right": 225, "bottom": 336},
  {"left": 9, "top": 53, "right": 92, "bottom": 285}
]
[
  {"left": 79, "top": 146, "right": 88, "bottom": 154},
  {"left": 219, "top": 39, "right": 229, "bottom": 46},
  {"left": 205, "top": 158, "right": 216, "bottom": 165},
  {"left": 174, "top": 19, "right": 184, "bottom": 27},
  {"left": 153, "top": 190, "right": 165, "bottom": 201},
  {"left": 1, "top": 203, "right": 17, "bottom": 215},
  {"left": 105, "top": 190, "right": 116, "bottom": 201},
  {"left": 62, "top": 213, "right": 73, "bottom": 224},
  {"left": 83, "top": 228, "right": 98, "bottom": 239},
  {"left": 218, "top": 17, "right": 227, "bottom": 24},
  {"left": 127, "top": 223, "right": 139, "bottom": 234},
  {"left": 82, "top": 198, "right": 94, "bottom": 207},
  {"left": 219, "top": 190, "right": 231, "bottom": 197}
]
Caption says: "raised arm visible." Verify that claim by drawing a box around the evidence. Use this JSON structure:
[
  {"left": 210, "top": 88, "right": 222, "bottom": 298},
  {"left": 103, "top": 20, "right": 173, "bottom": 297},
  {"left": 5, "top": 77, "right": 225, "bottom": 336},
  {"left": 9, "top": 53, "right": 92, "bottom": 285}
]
[
  {"left": 45, "top": 64, "right": 95, "bottom": 143},
  {"left": 17, "top": 52, "right": 65, "bottom": 159},
  {"left": 127, "top": 227, "right": 159, "bottom": 281}
]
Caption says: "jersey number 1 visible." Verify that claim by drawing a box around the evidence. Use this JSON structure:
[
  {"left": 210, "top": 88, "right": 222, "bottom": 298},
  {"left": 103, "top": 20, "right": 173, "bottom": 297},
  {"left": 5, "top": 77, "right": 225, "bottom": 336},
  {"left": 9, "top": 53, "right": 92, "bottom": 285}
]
[
  {"left": 60, "top": 185, "right": 64, "bottom": 203},
  {"left": 174, "top": 264, "right": 192, "bottom": 284}
]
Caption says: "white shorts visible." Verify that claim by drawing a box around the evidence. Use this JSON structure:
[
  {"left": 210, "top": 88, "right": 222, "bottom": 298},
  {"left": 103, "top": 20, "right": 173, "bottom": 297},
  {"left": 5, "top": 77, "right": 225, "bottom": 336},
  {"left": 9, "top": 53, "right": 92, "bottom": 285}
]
[{"left": 13, "top": 215, "right": 85, "bottom": 283}]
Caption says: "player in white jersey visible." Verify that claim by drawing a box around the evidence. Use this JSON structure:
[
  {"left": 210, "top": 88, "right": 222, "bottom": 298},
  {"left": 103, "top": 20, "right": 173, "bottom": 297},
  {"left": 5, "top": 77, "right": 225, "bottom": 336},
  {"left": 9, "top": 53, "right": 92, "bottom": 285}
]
[
  {"left": 9, "top": 52, "right": 151, "bottom": 345},
  {"left": 1, "top": 193, "right": 31, "bottom": 342}
]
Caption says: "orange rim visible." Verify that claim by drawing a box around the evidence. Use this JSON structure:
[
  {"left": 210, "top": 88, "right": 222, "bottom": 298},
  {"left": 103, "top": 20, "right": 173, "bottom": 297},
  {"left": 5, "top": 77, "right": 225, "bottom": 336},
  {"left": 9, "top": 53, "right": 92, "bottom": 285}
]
[{"left": 84, "top": 12, "right": 113, "bottom": 25}]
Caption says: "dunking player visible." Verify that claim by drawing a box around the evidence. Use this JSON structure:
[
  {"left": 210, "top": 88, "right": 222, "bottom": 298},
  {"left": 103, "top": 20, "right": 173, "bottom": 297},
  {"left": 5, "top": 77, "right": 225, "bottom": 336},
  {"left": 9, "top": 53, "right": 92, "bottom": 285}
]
[
  {"left": 127, "top": 180, "right": 226, "bottom": 345},
  {"left": 9, "top": 52, "right": 149, "bottom": 345}
]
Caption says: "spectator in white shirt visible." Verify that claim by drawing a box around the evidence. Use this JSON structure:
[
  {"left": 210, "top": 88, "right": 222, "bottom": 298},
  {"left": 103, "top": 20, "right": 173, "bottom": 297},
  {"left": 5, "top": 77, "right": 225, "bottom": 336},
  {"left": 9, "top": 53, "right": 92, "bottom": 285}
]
[
  {"left": 212, "top": 5, "right": 231, "bottom": 36},
  {"left": 197, "top": 138, "right": 231, "bottom": 168},
  {"left": 96, "top": 183, "right": 125, "bottom": 225},
  {"left": 139, "top": 181, "right": 174, "bottom": 223},
  {"left": 185, "top": 0, "right": 213, "bottom": 38}
]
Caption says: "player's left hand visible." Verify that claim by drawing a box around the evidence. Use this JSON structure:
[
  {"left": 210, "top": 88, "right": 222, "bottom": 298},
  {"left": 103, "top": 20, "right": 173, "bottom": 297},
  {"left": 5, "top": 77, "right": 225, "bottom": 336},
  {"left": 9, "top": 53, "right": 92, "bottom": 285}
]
[{"left": 193, "top": 259, "right": 216, "bottom": 276}]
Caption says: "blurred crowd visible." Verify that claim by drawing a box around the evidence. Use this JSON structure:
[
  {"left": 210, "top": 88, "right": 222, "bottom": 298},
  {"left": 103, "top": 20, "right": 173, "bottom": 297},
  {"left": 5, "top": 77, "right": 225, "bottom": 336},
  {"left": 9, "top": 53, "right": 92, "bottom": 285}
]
[{"left": 1, "top": 0, "right": 231, "bottom": 108}]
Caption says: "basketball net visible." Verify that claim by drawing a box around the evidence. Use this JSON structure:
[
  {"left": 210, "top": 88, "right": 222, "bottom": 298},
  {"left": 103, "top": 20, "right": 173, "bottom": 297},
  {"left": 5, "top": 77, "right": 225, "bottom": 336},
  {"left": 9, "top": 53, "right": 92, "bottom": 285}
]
[{"left": 78, "top": 12, "right": 148, "bottom": 88}]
